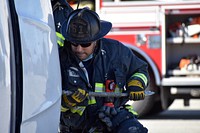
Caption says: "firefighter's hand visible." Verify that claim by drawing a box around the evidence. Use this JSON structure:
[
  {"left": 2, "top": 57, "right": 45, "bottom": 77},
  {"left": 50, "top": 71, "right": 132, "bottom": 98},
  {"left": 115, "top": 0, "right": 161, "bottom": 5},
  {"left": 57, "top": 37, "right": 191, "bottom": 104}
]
[
  {"left": 127, "top": 80, "right": 145, "bottom": 101},
  {"left": 71, "top": 88, "right": 88, "bottom": 103},
  {"left": 62, "top": 88, "right": 88, "bottom": 107},
  {"left": 98, "top": 112, "right": 113, "bottom": 128},
  {"left": 98, "top": 105, "right": 120, "bottom": 131},
  {"left": 101, "top": 103, "right": 119, "bottom": 116}
]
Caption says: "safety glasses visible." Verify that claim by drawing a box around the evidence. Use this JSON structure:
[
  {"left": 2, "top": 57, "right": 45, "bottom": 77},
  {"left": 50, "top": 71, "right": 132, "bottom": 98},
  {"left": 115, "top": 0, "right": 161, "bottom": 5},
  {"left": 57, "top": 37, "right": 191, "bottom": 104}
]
[{"left": 71, "top": 42, "right": 93, "bottom": 48}]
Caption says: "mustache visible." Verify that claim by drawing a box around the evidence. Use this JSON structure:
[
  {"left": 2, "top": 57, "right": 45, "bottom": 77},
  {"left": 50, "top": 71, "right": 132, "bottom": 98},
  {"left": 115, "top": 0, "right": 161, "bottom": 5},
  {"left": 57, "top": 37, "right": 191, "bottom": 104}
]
[{"left": 75, "top": 52, "right": 85, "bottom": 55}]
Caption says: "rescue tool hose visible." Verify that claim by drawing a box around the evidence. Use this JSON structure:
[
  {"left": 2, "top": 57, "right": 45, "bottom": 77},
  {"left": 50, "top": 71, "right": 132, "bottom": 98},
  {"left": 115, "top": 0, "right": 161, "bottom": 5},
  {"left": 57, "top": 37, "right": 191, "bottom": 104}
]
[{"left": 63, "top": 90, "right": 155, "bottom": 97}]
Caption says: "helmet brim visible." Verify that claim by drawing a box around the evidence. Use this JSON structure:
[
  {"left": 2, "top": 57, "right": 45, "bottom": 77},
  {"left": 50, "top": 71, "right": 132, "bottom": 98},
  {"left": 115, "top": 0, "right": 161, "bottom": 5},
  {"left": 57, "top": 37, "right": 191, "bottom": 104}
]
[{"left": 61, "top": 19, "right": 112, "bottom": 44}]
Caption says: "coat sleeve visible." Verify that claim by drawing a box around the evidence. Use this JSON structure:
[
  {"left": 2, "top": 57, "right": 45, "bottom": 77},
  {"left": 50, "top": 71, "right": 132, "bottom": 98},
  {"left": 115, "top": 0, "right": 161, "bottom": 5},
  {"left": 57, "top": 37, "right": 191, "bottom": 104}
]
[{"left": 120, "top": 43, "right": 149, "bottom": 89}]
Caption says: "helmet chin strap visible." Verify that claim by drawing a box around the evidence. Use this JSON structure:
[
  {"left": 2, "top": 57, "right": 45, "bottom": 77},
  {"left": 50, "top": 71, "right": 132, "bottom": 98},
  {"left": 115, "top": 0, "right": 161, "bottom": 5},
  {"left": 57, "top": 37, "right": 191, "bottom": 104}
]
[{"left": 77, "top": 0, "right": 81, "bottom": 9}]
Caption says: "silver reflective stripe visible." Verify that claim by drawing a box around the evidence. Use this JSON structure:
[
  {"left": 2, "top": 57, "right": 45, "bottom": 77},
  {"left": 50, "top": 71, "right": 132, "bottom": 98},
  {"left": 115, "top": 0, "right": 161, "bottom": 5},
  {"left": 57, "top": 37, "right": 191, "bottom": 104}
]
[
  {"left": 88, "top": 96, "right": 96, "bottom": 105},
  {"left": 70, "top": 106, "right": 86, "bottom": 116},
  {"left": 79, "top": 62, "right": 89, "bottom": 83},
  {"left": 95, "top": 83, "right": 104, "bottom": 92},
  {"left": 95, "top": 83, "right": 122, "bottom": 92}
]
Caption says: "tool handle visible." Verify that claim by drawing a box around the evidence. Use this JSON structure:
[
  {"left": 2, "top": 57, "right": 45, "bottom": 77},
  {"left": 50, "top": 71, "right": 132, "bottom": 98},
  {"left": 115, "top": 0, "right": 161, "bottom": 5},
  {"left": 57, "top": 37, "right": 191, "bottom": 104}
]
[{"left": 63, "top": 90, "right": 155, "bottom": 97}]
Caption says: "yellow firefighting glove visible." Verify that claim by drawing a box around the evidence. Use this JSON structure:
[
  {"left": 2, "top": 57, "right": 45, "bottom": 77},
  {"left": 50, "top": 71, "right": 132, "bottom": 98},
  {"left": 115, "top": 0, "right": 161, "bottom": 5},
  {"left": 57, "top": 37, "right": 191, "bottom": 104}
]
[
  {"left": 127, "top": 80, "right": 145, "bottom": 101},
  {"left": 62, "top": 88, "right": 88, "bottom": 108}
]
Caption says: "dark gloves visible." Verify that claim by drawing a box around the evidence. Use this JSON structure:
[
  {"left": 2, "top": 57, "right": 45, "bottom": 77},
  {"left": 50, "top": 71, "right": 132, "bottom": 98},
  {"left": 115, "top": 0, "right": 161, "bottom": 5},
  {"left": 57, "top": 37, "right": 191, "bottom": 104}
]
[
  {"left": 98, "top": 111, "right": 113, "bottom": 128},
  {"left": 127, "top": 80, "right": 145, "bottom": 101},
  {"left": 98, "top": 103, "right": 120, "bottom": 130},
  {"left": 62, "top": 88, "right": 88, "bottom": 107},
  {"left": 101, "top": 103, "right": 119, "bottom": 116}
]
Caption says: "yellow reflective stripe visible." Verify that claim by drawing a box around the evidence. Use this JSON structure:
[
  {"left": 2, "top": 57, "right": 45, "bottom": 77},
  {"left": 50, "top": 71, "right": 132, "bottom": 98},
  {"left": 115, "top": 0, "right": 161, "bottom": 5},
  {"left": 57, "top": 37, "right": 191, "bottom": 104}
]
[
  {"left": 70, "top": 106, "right": 86, "bottom": 116},
  {"left": 114, "top": 85, "right": 122, "bottom": 92},
  {"left": 61, "top": 105, "right": 86, "bottom": 116},
  {"left": 95, "top": 83, "right": 122, "bottom": 92},
  {"left": 132, "top": 73, "right": 148, "bottom": 86},
  {"left": 57, "top": 40, "right": 64, "bottom": 47},
  {"left": 61, "top": 105, "right": 69, "bottom": 112},
  {"left": 56, "top": 32, "right": 65, "bottom": 40},
  {"left": 88, "top": 96, "right": 96, "bottom": 105},
  {"left": 95, "top": 83, "right": 105, "bottom": 92},
  {"left": 56, "top": 32, "right": 65, "bottom": 47},
  {"left": 125, "top": 105, "right": 138, "bottom": 116}
]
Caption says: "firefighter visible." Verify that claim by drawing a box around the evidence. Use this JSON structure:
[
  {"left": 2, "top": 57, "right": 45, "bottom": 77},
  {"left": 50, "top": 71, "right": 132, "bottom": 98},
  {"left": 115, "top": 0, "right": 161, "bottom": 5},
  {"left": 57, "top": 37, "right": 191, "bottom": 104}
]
[
  {"left": 52, "top": 0, "right": 73, "bottom": 47},
  {"left": 59, "top": 7, "right": 149, "bottom": 133}
]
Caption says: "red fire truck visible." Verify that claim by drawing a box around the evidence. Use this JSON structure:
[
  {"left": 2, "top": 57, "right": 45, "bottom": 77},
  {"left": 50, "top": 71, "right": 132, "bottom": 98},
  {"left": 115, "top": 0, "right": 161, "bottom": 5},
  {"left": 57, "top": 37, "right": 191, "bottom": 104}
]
[{"left": 68, "top": 0, "right": 200, "bottom": 117}]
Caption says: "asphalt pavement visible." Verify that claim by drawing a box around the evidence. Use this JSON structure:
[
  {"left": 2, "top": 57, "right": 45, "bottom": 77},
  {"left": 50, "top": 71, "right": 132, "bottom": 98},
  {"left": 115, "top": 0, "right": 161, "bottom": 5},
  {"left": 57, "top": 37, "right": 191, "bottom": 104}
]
[{"left": 139, "top": 99, "right": 200, "bottom": 133}]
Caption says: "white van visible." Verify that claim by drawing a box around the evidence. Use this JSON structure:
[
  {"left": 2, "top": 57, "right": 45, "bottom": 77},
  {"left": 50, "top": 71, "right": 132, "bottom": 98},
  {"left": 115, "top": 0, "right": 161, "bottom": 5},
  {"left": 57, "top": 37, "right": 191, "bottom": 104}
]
[{"left": 0, "top": 0, "right": 61, "bottom": 132}]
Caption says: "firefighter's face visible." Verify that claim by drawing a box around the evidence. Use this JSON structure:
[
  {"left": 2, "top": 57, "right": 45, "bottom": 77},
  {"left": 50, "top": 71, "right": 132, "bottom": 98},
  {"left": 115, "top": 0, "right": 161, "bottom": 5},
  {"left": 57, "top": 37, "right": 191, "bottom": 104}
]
[{"left": 71, "top": 41, "right": 96, "bottom": 61}]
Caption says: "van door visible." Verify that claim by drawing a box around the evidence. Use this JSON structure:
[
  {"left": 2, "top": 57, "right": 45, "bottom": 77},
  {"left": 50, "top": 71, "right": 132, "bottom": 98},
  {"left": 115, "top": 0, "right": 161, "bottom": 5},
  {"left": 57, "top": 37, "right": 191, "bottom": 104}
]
[
  {"left": 0, "top": 0, "right": 14, "bottom": 132},
  {"left": 0, "top": 0, "right": 62, "bottom": 132}
]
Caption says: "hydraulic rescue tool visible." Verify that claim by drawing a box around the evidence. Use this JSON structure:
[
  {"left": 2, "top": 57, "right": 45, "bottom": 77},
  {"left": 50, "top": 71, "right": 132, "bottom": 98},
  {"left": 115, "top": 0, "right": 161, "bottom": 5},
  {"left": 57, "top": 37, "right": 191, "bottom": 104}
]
[{"left": 63, "top": 90, "right": 155, "bottom": 97}]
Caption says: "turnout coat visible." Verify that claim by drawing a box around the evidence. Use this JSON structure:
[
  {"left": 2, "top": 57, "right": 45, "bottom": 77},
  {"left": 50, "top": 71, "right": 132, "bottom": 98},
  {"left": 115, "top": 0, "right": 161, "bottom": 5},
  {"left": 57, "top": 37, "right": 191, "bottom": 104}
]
[{"left": 59, "top": 38, "right": 149, "bottom": 130}]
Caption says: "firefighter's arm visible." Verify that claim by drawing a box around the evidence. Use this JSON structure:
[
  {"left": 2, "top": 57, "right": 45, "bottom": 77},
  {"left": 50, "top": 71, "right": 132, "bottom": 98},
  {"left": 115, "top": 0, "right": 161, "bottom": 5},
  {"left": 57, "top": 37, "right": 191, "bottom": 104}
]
[
  {"left": 62, "top": 88, "right": 88, "bottom": 107},
  {"left": 126, "top": 64, "right": 149, "bottom": 100},
  {"left": 125, "top": 47, "right": 149, "bottom": 100}
]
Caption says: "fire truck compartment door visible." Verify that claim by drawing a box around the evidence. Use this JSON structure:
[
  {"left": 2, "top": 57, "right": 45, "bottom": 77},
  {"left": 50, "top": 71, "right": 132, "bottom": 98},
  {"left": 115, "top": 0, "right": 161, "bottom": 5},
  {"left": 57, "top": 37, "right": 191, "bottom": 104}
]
[{"left": 99, "top": 4, "right": 160, "bottom": 28}]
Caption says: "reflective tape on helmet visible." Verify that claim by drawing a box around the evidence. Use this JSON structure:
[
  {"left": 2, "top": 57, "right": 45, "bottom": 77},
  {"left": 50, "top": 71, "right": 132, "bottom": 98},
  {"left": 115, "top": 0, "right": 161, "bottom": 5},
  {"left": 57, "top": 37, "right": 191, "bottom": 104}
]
[
  {"left": 132, "top": 73, "right": 148, "bottom": 86},
  {"left": 56, "top": 32, "right": 65, "bottom": 47}
]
